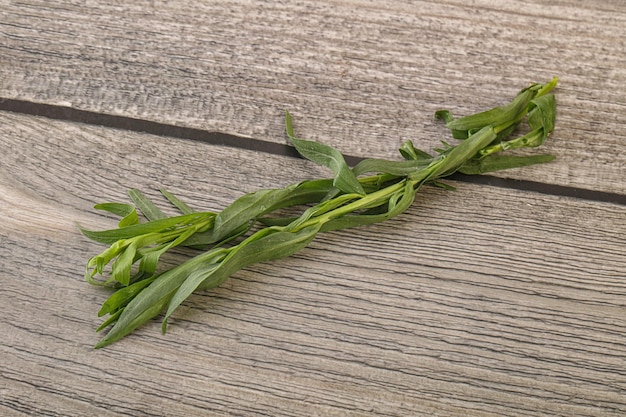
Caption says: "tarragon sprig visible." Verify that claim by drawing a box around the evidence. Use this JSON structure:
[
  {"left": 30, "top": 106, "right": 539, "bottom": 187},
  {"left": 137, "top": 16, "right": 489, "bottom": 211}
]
[{"left": 80, "top": 77, "right": 558, "bottom": 348}]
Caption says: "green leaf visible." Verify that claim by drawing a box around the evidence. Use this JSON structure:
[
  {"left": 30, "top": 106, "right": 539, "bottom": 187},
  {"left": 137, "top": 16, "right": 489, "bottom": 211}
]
[
  {"left": 160, "top": 189, "right": 195, "bottom": 215},
  {"left": 128, "top": 189, "right": 167, "bottom": 221},
  {"left": 94, "top": 248, "right": 227, "bottom": 348},
  {"left": 163, "top": 224, "right": 322, "bottom": 330},
  {"left": 478, "top": 92, "right": 557, "bottom": 158},
  {"left": 96, "top": 309, "right": 123, "bottom": 332},
  {"left": 431, "top": 181, "right": 456, "bottom": 191},
  {"left": 352, "top": 158, "right": 431, "bottom": 177},
  {"left": 412, "top": 126, "right": 497, "bottom": 182},
  {"left": 534, "top": 76, "right": 559, "bottom": 98},
  {"left": 208, "top": 179, "right": 334, "bottom": 244},
  {"left": 438, "top": 80, "right": 558, "bottom": 139},
  {"left": 85, "top": 239, "right": 130, "bottom": 285},
  {"left": 434, "top": 109, "right": 454, "bottom": 124},
  {"left": 110, "top": 241, "right": 138, "bottom": 286},
  {"left": 98, "top": 276, "right": 157, "bottom": 317},
  {"left": 95, "top": 289, "right": 172, "bottom": 348},
  {"left": 285, "top": 110, "right": 364, "bottom": 195},
  {"left": 79, "top": 212, "right": 213, "bottom": 245},
  {"left": 211, "top": 187, "right": 293, "bottom": 243},
  {"left": 94, "top": 203, "right": 139, "bottom": 227},
  {"left": 137, "top": 226, "right": 201, "bottom": 277},
  {"left": 399, "top": 140, "right": 432, "bottom": 161},
  {"left": 528, "top": 93, "right": 556, "bottom": 134},
  {"left": 444, "top": 87, "right": 535, "bottom": 138}
]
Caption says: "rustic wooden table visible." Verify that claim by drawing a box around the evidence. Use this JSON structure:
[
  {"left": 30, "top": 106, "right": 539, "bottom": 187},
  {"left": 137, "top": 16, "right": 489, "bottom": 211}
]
[{"left": 1, "top": 1, "right": 625, "bottom": 416}]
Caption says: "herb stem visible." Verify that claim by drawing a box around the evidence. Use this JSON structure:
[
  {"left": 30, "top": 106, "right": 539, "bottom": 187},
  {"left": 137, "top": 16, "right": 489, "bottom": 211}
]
[{"left": 297, "top": 180, "right": 407, "bottom": 230}]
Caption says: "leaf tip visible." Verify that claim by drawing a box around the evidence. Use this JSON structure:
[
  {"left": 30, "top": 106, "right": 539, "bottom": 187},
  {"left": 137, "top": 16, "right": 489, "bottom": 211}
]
[
  {"left": 284, "top": 109, "right": 295, "bottom": 138},
  {"left": 434, "top": 109, "right": 453, "bottom": 124},
  {"left": 93, "top": 338, "right": 110, "bottom": 349}
]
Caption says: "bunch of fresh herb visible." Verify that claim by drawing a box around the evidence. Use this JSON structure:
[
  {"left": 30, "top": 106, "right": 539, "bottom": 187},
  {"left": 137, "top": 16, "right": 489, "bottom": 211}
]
[{"left": 80, "top": 78, "right": 558, "bottom": 348}]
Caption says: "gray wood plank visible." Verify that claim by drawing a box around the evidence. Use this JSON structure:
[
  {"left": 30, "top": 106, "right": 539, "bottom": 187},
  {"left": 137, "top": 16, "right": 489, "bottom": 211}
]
[
  {"left": 1, "top": 112, "right": 624, "bottom": 416},
  {"left": 1, "top": 0, "right": 625, "bottom": 193}
]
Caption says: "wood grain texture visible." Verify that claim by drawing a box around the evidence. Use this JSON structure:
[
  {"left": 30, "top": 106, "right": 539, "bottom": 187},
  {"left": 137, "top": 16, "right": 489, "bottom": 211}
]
[
  {"left": 1, "top": 0, "right": 626, "bottom": 192},
  {"left": 1, "top": 112, "right": 625, "bottom": 416}
]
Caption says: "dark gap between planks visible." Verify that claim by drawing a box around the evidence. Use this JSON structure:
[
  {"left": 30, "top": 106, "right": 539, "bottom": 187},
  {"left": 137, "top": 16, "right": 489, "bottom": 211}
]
[{"left": 1, "top": 97, "right": 624, "bottom": 206}]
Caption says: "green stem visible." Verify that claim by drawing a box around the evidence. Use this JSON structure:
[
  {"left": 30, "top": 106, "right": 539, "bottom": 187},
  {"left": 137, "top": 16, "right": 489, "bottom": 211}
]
[{"left": 295, "top": 180, "right": 407, "bottom": 231}]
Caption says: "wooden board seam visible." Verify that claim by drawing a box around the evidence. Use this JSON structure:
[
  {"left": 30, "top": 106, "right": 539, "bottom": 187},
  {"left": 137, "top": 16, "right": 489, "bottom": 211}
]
[{"left": 1, "top": 98, "right": 624, "bottom": 206}]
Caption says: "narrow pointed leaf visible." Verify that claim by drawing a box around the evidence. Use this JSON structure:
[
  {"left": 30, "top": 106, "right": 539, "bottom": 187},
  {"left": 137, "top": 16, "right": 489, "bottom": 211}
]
[
  {"left": 94, "top": 203, "right": 139, "bottom": 227},
  {"left": 528, "top": 93, "right": 556, "bottom": 134},
  {"left": 98, "top": 276, "right": 157, "bottom": 317},
  {"left": 94, "top": 253, "right": 214, "bottom": 348},
  {"left": 79, "top": 212, "right": 212, "bottom": 245},
  {"left": 163, "top": 224, "right": 322, "bottom": 328},
  {"left": 353, "top": 158, "right": 431, "bottom": 177},
  {"left": 111, "top": 240, "right": 144, "bottom": 286},
  {"left": 286, "top": 110, "right": 364, "bottom": 195},
  {"left": 96, "top": 309, "right": 123, "bottom": 332},
  {"left": 210, "top": 179, "right": 334, "bottom": 244},
  {"left": 160, "top": 189, "right": 195, "bottom": 215},
  {"left": 399, "top": 140, "right": 432, "bottom": 161},
  {"left": 128, "top": 189, "right": 167, "bottom": 221}
]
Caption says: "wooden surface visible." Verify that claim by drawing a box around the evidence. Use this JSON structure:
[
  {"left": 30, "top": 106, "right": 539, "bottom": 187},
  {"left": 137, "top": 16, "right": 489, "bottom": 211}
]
[{"left": 1, "top": 1, "right": 625, "bottom": 416}]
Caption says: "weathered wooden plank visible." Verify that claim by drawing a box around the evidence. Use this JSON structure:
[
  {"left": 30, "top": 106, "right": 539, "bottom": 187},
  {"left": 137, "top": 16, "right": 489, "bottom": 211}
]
[
  {"left": 1, "top": 0, "right": 625, "bottom": 193},
  {"left": 1, "top": 113, "right": 624, "bottom": 416}
]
